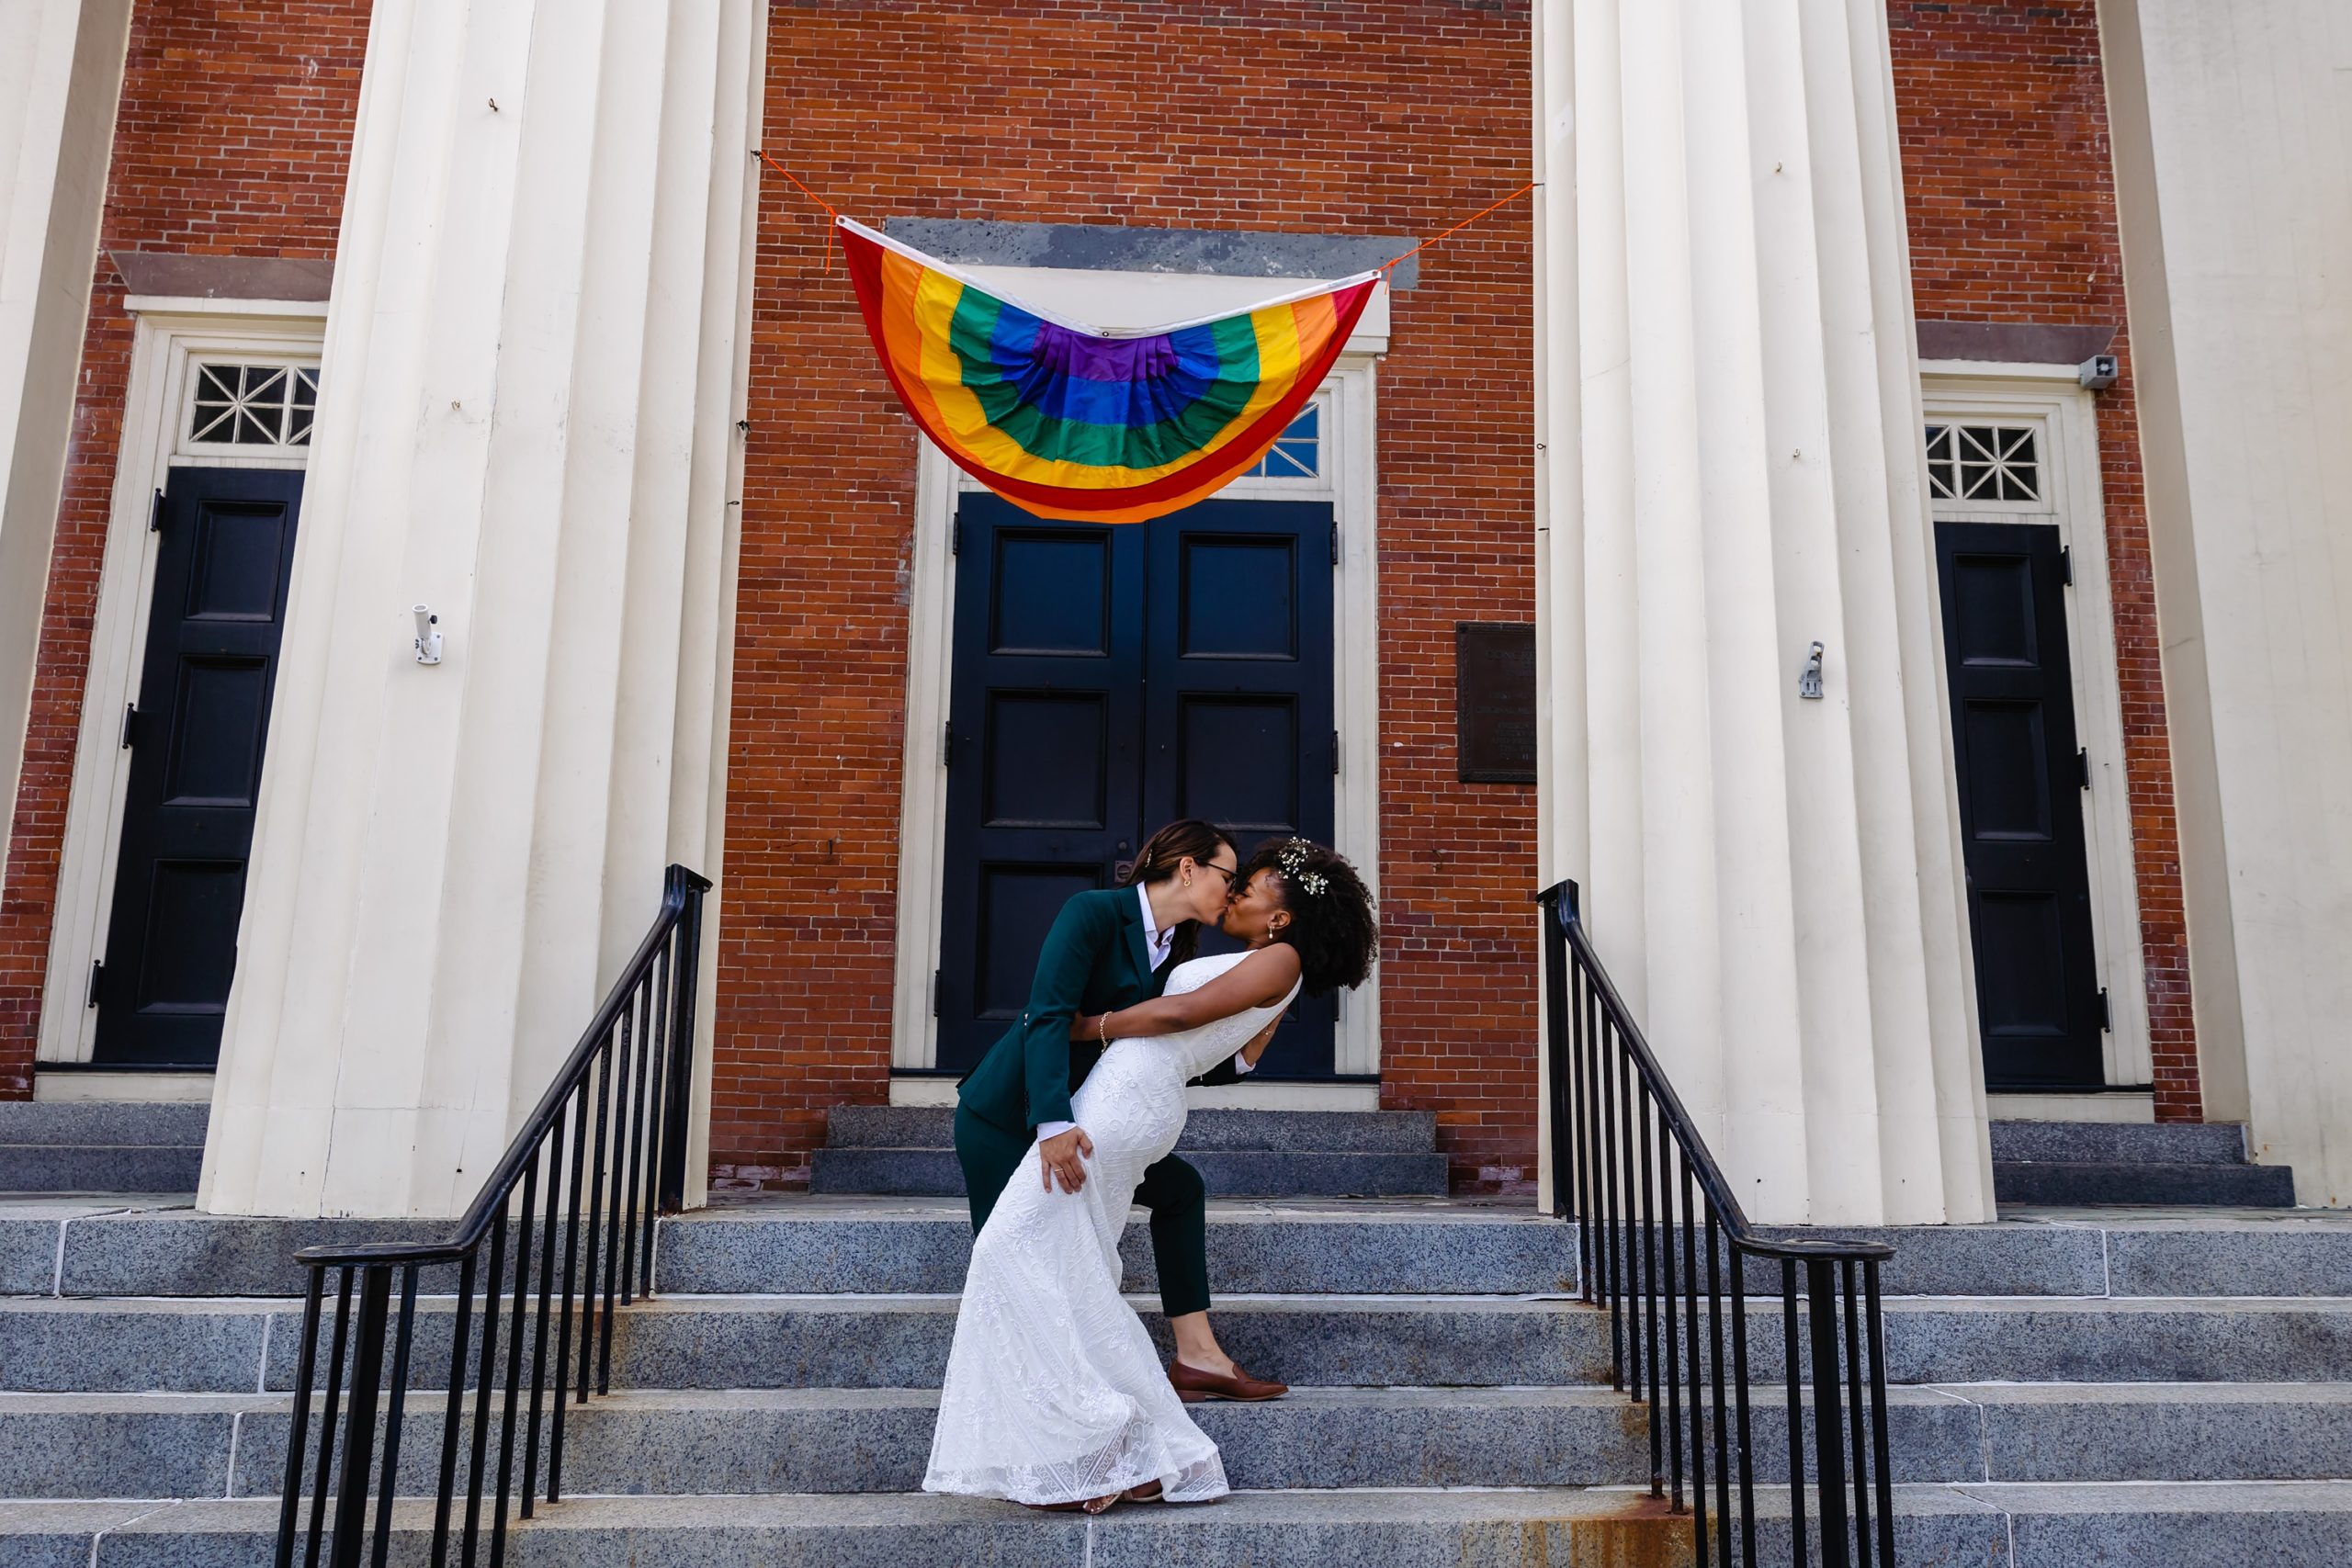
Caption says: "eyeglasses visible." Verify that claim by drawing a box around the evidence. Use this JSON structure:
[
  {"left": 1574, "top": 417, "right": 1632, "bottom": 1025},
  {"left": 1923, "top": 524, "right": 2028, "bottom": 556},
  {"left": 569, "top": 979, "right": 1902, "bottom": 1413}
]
[{"left": 1199, "top": 863, "right": 1238, "bottom": 889}]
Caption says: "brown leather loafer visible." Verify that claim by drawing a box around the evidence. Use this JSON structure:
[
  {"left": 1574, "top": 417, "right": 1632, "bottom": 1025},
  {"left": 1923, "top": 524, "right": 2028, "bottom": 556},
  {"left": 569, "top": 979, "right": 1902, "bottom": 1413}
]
[{"left": 1168, "top": 1359, "right": 1288, "bottom": 1403}]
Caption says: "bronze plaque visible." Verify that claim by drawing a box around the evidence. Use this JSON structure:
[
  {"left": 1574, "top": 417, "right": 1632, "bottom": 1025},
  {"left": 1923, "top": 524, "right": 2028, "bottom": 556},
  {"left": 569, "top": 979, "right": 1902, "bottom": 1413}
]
[{"left": 1456, "top": 623, "right": 1537, "bottom": 784}]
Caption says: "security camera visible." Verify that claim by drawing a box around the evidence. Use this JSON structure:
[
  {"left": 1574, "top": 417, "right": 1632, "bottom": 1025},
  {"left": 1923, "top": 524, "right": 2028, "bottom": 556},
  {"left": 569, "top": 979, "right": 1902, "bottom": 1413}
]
[{"left": 2077, "top": 354, "right": 2119, "bottom": 391}]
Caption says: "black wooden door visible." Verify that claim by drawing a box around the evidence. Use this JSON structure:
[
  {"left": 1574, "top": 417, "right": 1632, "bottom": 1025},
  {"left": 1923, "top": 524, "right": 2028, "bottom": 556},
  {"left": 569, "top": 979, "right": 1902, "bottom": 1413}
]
[
  {"left": 936, "top": 493, "right": 1338, "bottom": 1077},
  {"left": 1934, "top": 521, "right": 2105, "bottom": 1089},
  {"left": 94, "top": 467, "right": 304, "bottom": 1066}
]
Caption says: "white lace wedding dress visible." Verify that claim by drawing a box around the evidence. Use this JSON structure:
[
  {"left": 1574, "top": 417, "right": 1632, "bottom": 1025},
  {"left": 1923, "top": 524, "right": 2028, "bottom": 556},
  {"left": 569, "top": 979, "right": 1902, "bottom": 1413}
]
[{"left": 922, "top": 950, "right": 1299, "bottom": 1506}]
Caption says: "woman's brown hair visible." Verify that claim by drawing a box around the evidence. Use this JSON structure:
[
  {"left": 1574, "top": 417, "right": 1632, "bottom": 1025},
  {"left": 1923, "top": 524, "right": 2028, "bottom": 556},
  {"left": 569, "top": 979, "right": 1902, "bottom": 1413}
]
[{"left": 1121, "top": 818, "right": 1238, "bottom": 967}]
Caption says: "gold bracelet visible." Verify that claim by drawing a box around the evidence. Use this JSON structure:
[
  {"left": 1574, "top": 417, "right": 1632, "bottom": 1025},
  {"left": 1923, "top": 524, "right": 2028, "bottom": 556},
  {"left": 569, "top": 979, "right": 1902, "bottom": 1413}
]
[{"left": 1096, "top": 1013, "right": 1111, "bottom": 1043}]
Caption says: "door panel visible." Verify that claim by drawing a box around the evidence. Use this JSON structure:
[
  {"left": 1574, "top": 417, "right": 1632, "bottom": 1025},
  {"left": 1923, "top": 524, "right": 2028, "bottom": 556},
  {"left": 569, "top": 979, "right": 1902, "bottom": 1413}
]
[
  {"left": 936, "top": 494, "right": 1339, "bottom": 1078},
  {"left": 937, "top": 499, "right": 1146, "bottom": 1074},
  {"left": 94, "top": 467, "right": 304, "bottom": 1066},
  {"left": 1934, "top": 521, "right": 2105, "bottom": 1089},
  {"left": 1145, "top": 502, "right": 1337, "bottom": 1079}
]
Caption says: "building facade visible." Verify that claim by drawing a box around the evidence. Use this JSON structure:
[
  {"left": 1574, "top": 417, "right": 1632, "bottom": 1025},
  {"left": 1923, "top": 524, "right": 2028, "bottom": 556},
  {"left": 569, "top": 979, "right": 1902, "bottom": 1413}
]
[{"left": 1, "top": 0, "right": 2346, "bottom": 1218}]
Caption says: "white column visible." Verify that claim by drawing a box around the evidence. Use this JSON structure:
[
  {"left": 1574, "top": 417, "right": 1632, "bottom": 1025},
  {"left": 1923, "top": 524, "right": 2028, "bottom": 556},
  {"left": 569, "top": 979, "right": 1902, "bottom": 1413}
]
[
  {"left": 2102, "top": 0, "right": 2352, "bottom": 1207},
  {"left": 199, "top": 0, "right": 762, "bottom": 1219},
  {"left": 1534, "top": 0, "right": 1994, "bottom": 1226},
  {"left": 0, "top": 0, "right": 131, "bottom": 888}
]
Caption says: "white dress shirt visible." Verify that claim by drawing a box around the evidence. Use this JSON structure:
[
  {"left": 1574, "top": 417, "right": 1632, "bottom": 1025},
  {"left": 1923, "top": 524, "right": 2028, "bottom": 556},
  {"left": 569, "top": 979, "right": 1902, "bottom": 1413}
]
[{"left": 1037, "top": 885, "right": 1256, "bottom": 1143}]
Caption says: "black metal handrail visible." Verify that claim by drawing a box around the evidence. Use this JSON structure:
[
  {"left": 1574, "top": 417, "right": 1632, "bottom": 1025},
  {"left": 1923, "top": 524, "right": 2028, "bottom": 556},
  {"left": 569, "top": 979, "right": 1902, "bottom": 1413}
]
[
  {"left": 274, "top": 864, "right": 711, "bottom": 1568},
  {"left": 1540, "top": 880, "right": 1896, "bottom": 1568}
]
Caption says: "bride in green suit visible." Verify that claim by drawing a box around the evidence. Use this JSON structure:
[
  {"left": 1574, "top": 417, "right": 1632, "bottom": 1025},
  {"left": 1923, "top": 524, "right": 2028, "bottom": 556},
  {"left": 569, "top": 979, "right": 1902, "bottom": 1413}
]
[{"left": 952, "top": 818, "right": 1287, "bottom": 1404}]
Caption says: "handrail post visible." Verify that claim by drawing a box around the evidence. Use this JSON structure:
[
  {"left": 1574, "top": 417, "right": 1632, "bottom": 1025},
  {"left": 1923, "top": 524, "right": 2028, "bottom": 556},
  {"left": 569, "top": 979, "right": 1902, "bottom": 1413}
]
[{"left": 656, "top": 866, "right": 706, "bottom": 1213}]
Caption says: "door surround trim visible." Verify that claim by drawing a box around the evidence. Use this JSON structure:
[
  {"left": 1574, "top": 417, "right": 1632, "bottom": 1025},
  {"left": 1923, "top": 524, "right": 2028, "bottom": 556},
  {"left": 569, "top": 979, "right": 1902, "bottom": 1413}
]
[
  {"left": 890, "top": 356, "right": 1384, "bottom": 1081},
  {"left": 36, "top": 302, "right": 321, "bottom": 1075},
  {"left": 1921, "top": 364, "right": 2150, "bottom": 1091}
]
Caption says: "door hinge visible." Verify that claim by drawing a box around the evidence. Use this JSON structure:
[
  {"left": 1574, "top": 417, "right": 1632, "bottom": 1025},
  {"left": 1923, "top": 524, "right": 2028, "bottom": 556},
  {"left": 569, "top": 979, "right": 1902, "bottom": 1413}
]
[
  {"left": 942, "top": 720, "right": 954, "bottom": 768},
  {"left": 85, "top": 960, "right": 103, "bottom": 1010},
  {"left": 1330, "top": 522, "right": 1340, "bottom": 566},
  {"left": 119, "top": 704, "right": 136, "bottom": 750},
  {"left": 2076, "top": 748, "right": 2090, "bottom": 789},
  {"left": 147, "top": 489, "right": 164, "bottom": 533},
  {"left": 952, "top": 517, "right": 963, "bottom": 557},
  {"left": 1332, "top": 728, "right": 1341, "bottom": 777},
  {"left": 2097, "top": 987, "right": 2112, "bottom": 1032},
  {"left": 933, "top": 970, "right": 944, "bottom": 1019},
  {"left": 2061, "top": 545, "right": 2075, "bottom": 586}
]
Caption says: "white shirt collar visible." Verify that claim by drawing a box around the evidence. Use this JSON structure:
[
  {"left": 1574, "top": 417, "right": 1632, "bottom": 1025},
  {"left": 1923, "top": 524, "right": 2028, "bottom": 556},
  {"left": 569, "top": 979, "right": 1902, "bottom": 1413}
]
[{"left": 1138, "top": 883, "right": 1172, "bottom": 966}]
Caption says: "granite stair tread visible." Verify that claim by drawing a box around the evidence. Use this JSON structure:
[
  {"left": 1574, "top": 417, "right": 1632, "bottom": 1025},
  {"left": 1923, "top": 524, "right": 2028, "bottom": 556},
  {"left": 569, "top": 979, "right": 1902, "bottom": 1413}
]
[
  {"left": 826, "top": 1105, "right": 1438, "bottom": 1152},
  {"left": 812, "top": 1107, "right": 1453, "bottom": 1198},
  {"left": 1992, "top": 1157, "right": 2298, "bottom": 1209},
  {"left": 0, "top": 1104, "right": 209, "bottom": 1147},
  {"left": 1988, "top": 1120, "right": 2251, "bottom": 1166},
  {"left": 809, "top": 1145, "right": 1451, "bottom": 1199},
  {"left": 15, "top": 1379, "right": 2352, "bottom": 1499},
  {"left": 13, "top": 1196, "right": 2352, "bottom": 1300},
  {"left": 18, "top": 1483, "right": 2352, "bottom": 1567},
  {"left": 1987, "top": 1118, "right": 2298, "bottom": 1209},
  {"left": 0, "top": 1104, "right": 211, "bottom": 1197},
  {"left": 17, "top": 1288, "right": 2352, "bottom": 1393}
]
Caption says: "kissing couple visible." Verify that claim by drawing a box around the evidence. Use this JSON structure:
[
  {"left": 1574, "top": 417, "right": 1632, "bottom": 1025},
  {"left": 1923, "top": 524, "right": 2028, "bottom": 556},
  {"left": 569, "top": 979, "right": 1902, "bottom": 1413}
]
[{"left": 922, "top": 820, "right": 1378, "bottom": 1513}]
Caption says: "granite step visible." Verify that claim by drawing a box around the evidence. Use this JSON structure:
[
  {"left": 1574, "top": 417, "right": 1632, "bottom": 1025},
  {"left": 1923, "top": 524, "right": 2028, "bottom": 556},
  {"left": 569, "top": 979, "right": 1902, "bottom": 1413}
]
[
  {"left": 0, "top": 1485, "right": 2007, "bottom": 1567},
  {"left": 1988, "top": 1120, "right": 2252, "bottom": 1167},
  {"left": 25, "top": 1482, "right": 2352, "bottom": 1568},
  {"left": 28, "top": 1381, "right": 2352, "bottom": 1501},
  {"left": 0, "top": 1103, "right": 209, "bottom": 1147},
  {"left": 1991, "top": 1158, "right": 2298, "bottom": 1209},
  {"left": 827, "top": 1106, "right": 1438, "bottom": 1153},
  {"left": 808, "top": 1145, "right": 1451, "bottom": 1199},
  {"left": 0, "top": 1386, "right": 1662, "bottom": 1498},
  {"left": 1986, "top": 1118, "right": 2299, "bottom": 1208},
  {"left": 14, "top": 1292, "right": 2352, "bottom": 1394},
  {"left": 0, "top": 1145, "right": 203, "bottom": 1196},
  {"left": 662, "top": 1197, "right": 1576, "bottom": 1296},
  {"left": 13, "top": 1196, "right": 2351, "bottom": 1301},
  {"left": 0, "top": 1102, "right": 209, "bottom": 1196}
]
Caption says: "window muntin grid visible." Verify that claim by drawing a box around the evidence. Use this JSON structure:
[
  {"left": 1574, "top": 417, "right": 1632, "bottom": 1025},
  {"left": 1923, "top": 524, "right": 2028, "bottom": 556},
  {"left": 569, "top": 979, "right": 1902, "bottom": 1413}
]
[
  {"left": 1243, "top": 404, "right": 1319, "bottom": 479},
  {"left": 1925, "top": 423, "right": 2040, "bottom": 503},
  {"left": 187, "top": 363, "right": 318, "bottom": 448}
]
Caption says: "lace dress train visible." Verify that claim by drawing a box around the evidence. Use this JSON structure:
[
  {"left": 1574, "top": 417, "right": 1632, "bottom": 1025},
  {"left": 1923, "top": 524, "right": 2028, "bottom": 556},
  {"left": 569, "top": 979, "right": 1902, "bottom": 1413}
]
[{"left": 922, "top": 953, "right": 1295, "bottom": 1506}]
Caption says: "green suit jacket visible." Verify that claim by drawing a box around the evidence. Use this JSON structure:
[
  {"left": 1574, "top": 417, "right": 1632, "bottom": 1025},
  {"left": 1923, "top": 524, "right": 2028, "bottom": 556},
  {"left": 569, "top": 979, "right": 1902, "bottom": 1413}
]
[{"left": 956, "top": 886, "right": 1240, "bottom": 1136}]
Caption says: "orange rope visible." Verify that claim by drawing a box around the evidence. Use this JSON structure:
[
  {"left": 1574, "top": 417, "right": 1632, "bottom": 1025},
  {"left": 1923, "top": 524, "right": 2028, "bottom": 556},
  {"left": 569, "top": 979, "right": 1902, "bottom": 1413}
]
[
  {"left": 1381, "top": 179, "right": 1541, "bottom": 279},
  {"left": 755, "top": 149, "right": 841, "bottom": 272}
]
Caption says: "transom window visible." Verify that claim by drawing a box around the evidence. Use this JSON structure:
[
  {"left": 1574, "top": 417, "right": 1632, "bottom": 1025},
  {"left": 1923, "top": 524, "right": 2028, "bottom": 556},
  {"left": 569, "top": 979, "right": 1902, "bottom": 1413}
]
[
  {"left": 1925, "top": 423, "right": 2040, "bottom": 503},
  {"left": 187, "top": 362, "right": 318, "bottom": 448},
  {"left": 1243, "top": 405, "right": 1319, "bottom": 479}
]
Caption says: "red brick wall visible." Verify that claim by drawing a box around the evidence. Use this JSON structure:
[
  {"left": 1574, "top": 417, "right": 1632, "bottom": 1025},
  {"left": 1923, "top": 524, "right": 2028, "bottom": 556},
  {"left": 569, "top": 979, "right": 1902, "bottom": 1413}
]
[
  {"left": 715, "top": 0, "right": 1540, "bottom": 1191},
  {"left": 0, "top": 2, "right": 367, "bottom": 1098},
  {"left": 1888, "top": 1, "right": 2201, "bottom": 1119}
]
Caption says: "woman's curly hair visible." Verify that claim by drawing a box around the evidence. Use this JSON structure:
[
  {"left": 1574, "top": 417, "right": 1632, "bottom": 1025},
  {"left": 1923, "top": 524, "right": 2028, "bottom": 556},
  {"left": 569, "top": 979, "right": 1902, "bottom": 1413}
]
[{"left": 1239, "top": 838, "right": 1378, "bottom": 997}]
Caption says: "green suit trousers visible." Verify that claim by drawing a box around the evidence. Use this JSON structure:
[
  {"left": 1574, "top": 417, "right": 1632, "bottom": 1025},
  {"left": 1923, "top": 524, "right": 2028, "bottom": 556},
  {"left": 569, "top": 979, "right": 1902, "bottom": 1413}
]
[{"left": 953, "top": 1105, "right": 1211, "bottom": 1318}]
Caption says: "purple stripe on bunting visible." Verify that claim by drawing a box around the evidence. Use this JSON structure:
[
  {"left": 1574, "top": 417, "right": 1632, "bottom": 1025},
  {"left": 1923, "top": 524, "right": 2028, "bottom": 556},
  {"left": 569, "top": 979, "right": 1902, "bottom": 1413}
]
[{"left": 982, "top": 313, "right": 1234, "bottom": 428}]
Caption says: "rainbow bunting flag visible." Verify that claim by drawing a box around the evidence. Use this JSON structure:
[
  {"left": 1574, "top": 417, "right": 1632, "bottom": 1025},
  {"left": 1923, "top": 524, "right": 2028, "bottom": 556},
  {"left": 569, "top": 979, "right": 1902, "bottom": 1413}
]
[{"left": 839, "top": 218, "right": 1380, "bottom": 524}]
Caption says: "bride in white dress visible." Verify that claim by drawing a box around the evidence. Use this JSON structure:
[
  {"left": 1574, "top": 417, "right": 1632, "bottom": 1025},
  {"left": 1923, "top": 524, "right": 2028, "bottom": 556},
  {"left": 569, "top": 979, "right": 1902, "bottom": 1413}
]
[{"left": 923, "top": 839, "right": 1377, "bottom": 1513}]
